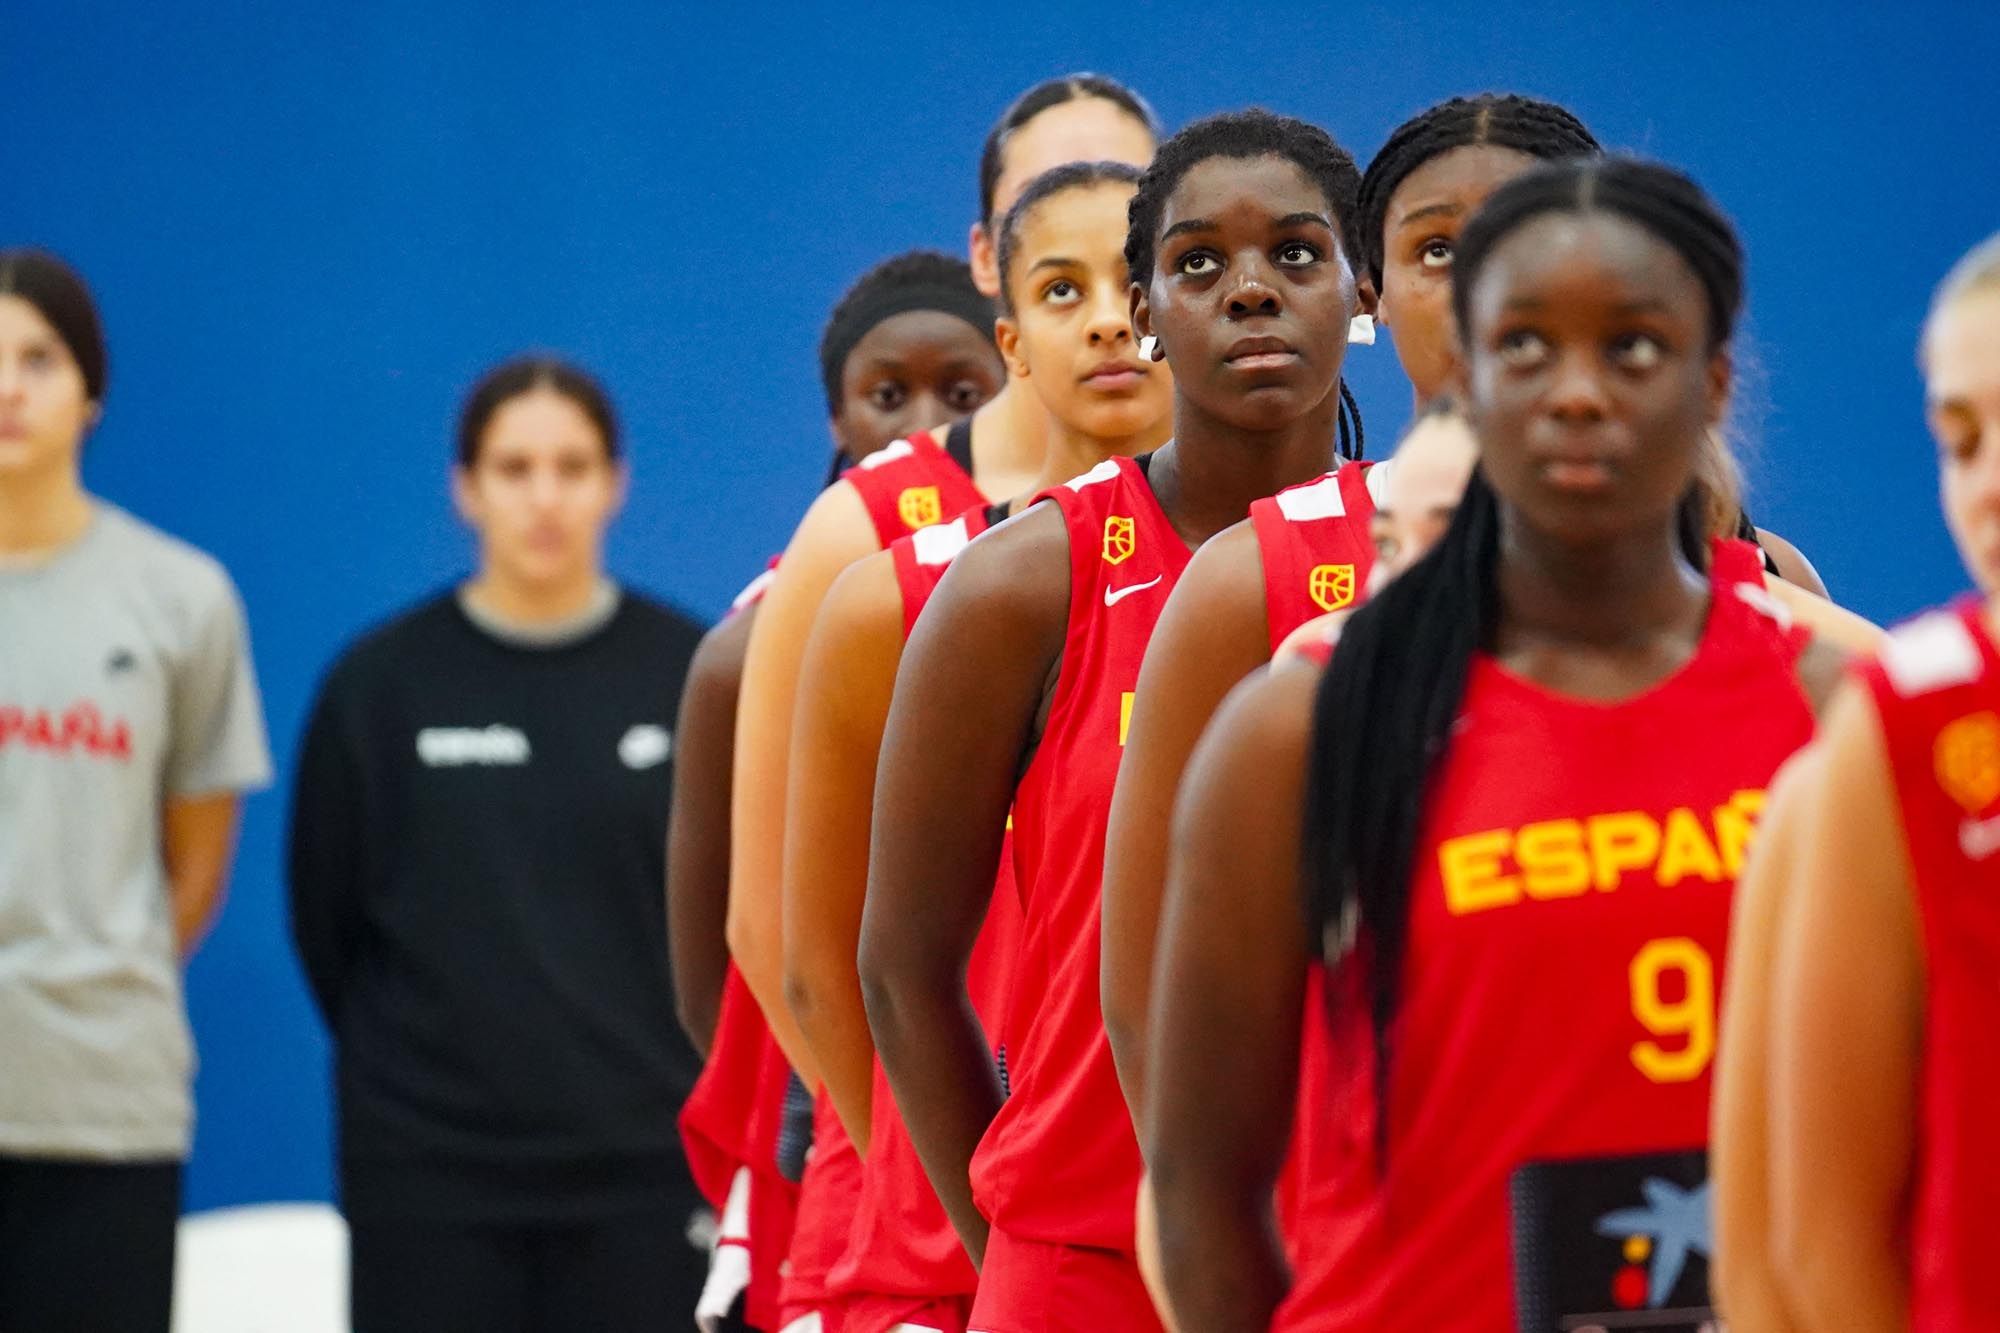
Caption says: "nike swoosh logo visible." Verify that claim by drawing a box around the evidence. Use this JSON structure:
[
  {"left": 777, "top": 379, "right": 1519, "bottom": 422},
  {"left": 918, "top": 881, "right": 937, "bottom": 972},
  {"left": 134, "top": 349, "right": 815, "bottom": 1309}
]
[{"left": 1104, "top": 575, "right": 1163, "bottom": 607}]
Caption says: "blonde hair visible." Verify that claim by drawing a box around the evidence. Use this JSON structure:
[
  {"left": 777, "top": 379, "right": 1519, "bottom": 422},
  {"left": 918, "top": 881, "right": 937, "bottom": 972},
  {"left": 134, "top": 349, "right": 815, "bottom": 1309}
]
[{"left": 1923, "top": 231, "right": 2000, "bottom": 365}]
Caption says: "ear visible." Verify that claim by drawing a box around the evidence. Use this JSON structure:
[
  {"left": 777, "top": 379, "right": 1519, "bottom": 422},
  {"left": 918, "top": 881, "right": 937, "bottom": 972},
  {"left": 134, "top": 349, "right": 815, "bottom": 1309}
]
[
  {"left": 608, "top": 460, "right": 631, "bottom": 517},
  {"left": 1705, "top": 344, "right": 1734, "bottom": 426},
  {"left": 1355, "top": 270, "right": 1380, "bottom": 318},
  {"left": 1130, "top": 283, "right": 1159, "bottom": 357},
  {"left": 968, "top": 221, "right": 1001, "bottom": 299},
  {"left": 450, "top": 465, "right": 479, "bottom": 527},
  {"left": 995, "top": 315, "right": 1029, "bottom": 380},
  {"left": 1442, "top": 349, "right": 1472, "bottom": 409}
]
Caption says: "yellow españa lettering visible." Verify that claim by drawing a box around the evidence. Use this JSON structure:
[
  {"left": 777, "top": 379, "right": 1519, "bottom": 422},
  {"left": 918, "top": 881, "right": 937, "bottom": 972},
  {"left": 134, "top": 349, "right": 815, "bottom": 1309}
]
[{"left": 1440, "top": 790, "right": 1768, "bottom": 916}]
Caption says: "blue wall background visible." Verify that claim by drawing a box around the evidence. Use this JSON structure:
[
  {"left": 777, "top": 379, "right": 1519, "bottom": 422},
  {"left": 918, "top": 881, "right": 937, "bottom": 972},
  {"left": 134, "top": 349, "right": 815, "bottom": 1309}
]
[{"left": 10, "top": 2, "right": 1998, "bottom": 1211}]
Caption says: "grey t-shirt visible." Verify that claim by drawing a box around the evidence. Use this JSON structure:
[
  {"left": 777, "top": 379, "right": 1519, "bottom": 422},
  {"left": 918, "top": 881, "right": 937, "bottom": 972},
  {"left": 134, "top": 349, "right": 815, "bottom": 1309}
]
[{"left": 0, "top": 503, "right": 271, "bottom": 1159}]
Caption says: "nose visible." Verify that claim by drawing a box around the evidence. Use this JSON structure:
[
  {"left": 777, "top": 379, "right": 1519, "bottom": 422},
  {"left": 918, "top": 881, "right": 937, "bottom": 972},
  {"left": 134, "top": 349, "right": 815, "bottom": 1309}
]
[
  {"left": 1225, "top": 253, "right": 1282, "bottom": 319},
  {"left": 1545, "top": 347, "right": 1610, "bottom": 423},
  {"left": 1086, "top": 283, "right": 1133, "bottom": 347}
]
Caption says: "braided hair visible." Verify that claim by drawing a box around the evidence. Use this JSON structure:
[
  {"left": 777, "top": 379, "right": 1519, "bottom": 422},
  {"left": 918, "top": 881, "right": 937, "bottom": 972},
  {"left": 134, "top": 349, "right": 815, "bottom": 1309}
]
[
  {"left": 1355, "top": 94, "right": 1600, "bottom": 293},
  {"left": 1303, "top": 157, "right": 1745, "bottom": 1157},
  {"left": 1125, "top": 109, "right": 1368, "bottom": 459}
]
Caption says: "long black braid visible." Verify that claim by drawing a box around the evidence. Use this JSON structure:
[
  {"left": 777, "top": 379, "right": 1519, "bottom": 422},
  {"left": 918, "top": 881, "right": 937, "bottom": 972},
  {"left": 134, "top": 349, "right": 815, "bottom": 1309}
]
[
  {"left": 1126, "top": 108, "right": 1369, "bottom": 459},
  {"left": 1303, "top": 157, "right": 1745, "bottom": 1159}
]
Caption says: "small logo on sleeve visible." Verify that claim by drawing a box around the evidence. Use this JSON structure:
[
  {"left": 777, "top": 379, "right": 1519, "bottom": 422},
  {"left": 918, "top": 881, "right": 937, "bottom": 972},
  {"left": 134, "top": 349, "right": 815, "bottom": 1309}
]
[
  {"left": 1308, "top": 563, "right": 1356, "bottom": 612},
  {"left": 619, "top": 724, "right": 673, "bottom": 770},
  {"left": 1102, "top": 515, "right": 1136, "bottom": 566},
  {"left": 1935, "top": 712, "right": 2000, "bottom": 814},
  {"left": 417, "top": 725, "right": 531, "bottom": 767},
  {"left": 897, "top": 486, "right": 943, "bottom": 530},
  {"left": 106, "top": 648, "right": 140, "bottom": 676}
]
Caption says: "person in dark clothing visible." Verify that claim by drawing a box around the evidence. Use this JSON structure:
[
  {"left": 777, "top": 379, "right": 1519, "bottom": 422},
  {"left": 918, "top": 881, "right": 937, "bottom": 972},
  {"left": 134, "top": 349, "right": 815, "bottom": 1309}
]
[{"left": 288, "top": 355, "right": 708, "bottom": 1333}]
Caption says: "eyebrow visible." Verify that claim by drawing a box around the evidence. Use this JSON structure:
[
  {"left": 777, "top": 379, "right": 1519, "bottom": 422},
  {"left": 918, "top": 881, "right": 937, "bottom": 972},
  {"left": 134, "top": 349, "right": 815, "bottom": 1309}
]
[
  {"left": 1499, "top": 296, "right": 1676, "bottom": 314},
  {"left": 1396, "top": 201, "right": 1464, "bottom": 228},
  {"left": 1275, "top": 211, "right": 1334, "bottom": 231},
  {"left": 1159, "top": 217, "right": 1217, "bottom": 246},
  {"left": 1027, "top": 256, "right": 1081, "bottom": 275}
]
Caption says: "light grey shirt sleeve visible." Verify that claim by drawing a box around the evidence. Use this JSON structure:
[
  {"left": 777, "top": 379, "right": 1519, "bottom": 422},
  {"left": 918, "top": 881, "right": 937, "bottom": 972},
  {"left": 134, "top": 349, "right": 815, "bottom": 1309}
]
[{"left": 166, "top": 571, "right": 271, "bottom": 797}]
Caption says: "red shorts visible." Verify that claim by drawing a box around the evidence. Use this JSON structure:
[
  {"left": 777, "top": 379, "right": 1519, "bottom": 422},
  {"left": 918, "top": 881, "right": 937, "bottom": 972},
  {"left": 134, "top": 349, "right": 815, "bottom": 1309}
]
[
  {"left": 966, "top": 1228, "right": 1164, "bottom": 1333},
  {"left": 778, "top": 1300, "right": 850, "bottom": 1333},
  {"left": 841, "top": 1292, "right": 973, "bottom": 1333}
]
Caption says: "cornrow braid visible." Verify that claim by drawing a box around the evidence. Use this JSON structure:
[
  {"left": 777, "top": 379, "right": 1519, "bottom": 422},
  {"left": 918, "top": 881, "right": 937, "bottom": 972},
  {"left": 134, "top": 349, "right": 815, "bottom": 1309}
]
[
  {"left": 1305, "top": 156, "right": 1746, "bottom": 1160},
  {"left": 1126, "top": 108, "right": 1368, "bottom": 458},
  {"left": 1356, "top": 94, "right": 1599, "bottom": 290}
]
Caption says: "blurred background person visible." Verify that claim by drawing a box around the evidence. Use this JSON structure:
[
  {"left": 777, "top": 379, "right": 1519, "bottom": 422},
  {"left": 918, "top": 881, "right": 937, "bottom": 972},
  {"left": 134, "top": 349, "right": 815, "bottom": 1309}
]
[
  {"left": 287, "top": 355, "right": 707, "bottom": 1332},
  {"left": 0, "top": 248, "right": 270, "bottom": 1330}
]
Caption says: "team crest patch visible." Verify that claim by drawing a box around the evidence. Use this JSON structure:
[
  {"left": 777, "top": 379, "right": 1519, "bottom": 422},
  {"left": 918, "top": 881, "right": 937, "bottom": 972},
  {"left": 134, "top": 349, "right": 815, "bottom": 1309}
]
[
  {"left": 1308, "top": 562, "right": 1356, "bottom": 612},
  {"left": 897, "top": 485, "right": 942, "bottom": 530},
  {"left": 1936, "top": 711, "right": 2000, "bottom": 814},
  {"left": 1103, "top": 515, "right": 1136, "bottom": 566}
]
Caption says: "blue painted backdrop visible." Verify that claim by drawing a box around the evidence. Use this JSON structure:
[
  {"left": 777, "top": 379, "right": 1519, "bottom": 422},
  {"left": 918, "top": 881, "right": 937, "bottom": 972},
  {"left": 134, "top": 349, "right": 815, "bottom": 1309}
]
[{"left": 10, "top": 2, "right": 1998, "bottom": 1210}]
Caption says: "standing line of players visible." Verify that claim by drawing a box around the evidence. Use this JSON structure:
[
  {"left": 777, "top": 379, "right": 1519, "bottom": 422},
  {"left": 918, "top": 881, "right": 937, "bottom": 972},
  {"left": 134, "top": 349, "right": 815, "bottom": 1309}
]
[{"left": 673, "top": 68, "right": 1998, "bottom": 1333}]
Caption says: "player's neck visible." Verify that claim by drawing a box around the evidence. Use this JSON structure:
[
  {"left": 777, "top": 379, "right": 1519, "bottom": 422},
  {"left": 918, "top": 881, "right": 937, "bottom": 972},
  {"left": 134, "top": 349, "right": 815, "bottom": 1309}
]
[
  {"left": 1148, "top": 392, "right": 1340, "bottom": 549},
  {"left": 1495, "top": 517, "right": 1707, "bottom": 657},
  {"left": 968, "top": 381, "right": 1047, "bottom": 498},
  {"left": 1032, "top": 414, "right": 1172, "bottom": 493},
  {"left": 0, "top": 467, "right": 92, "bottom": 556},
  {"left": 464, "top": 564, "right": 609, "bottom": 627}
]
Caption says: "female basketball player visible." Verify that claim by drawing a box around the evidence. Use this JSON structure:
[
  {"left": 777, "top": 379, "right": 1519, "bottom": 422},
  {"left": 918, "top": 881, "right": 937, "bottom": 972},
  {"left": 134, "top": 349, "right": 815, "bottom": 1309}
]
[
  {"left": 290, "top": 356, "right": 709, "bottom": 1331},
  {"left": 670, "top": 249, "right": 1004, "bottom": 1056},
  {"left": 1101, "top": 96, "right": 1603, "bottom": 1119},
  {"left": 0, "top": 249, "right": 269, "bottom": 1329},
  {"left": 726, "top": 75, "right": 1160, "bottom": 1089},
  {"left": 1757, "top": 234, "right": 2000, "bottom": 1331},
  {"left": 1144, "top": 158, "right": 1846, "bottom": 1332},
  {"left": 783, "top": 161, "right": 1171, "bottom": 1333},
  {"left": 861, "top": 110, "right": 1368, "bottom": 1333}
]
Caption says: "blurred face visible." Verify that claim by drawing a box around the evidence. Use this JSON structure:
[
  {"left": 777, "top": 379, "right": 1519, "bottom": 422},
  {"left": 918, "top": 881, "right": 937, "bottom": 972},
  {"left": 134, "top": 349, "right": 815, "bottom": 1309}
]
[
  {"left": 1462, "top": 211, "right": 1727, "bottom": 548},
  {"left": 971, "top": 98, "right": 1158, "bottom": 296},
  {"left": 1135, "top": 154, "right": 1357, "bottom": 434},
  {"left": 0, "top": 295, "right": 95, "bottom": 481},
  {"left": 453, "top": 388, "right": 624, "bottom": 589},
  {"left": 833, "top": 310, "right": 1005, "bottom": 462},
  {"left": 1925, "top": 290, "right": 2000, "bottom": 592},
  {"left": 1377, "top": 145, "right": 1539, "bottom": 404},
  {"left": 1367, "top": 412, "right": 1478, "bottom": 594},
  {"left": 997, "top": 182, "right": 1172, "bottom": 443}
]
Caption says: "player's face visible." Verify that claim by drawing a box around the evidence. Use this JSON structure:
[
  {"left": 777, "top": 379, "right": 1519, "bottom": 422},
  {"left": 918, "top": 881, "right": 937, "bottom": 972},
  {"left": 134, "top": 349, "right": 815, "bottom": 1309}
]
[
  {"left": 1925, "top": 290, "right": 2000, "bottom": 592},
  {"left": 1462, "top": 211, "right": 1727, "bottom": 549},
  {"left": 1378, "top": 145, "right": 1539, "bottom": 405},
  {"left": 0, "top": 296, "right": 94, "bottom": 482},
  {"left": 1367, "top": 412, "right": 1478, "bottom": 595},
  {"left": 972, "top": 98, "right": 1158, "bottom": 297},
  {"left": 455, "top": 388, "right": 625, "bottom": 589},
  {"left": 833, "top": 310, "right": 1005, "bottom": 463},
  {"left": 1136, "top": 154, "right": 1357, "bottom": 434},
  {"left": 998, "top": 182, "right": 1172, "bottom": 444}
]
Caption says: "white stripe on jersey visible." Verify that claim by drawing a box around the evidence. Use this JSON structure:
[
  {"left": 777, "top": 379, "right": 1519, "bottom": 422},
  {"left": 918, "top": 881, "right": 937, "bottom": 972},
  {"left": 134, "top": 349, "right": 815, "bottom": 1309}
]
[{"left": 1881, "top": 610, "right": 1983, "bottom": 697}]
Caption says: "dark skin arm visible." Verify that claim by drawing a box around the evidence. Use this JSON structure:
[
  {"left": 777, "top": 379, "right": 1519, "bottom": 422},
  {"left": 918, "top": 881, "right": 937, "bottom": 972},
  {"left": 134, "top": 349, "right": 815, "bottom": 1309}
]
[
  {"left": 666, "top": 605, "right": 755, "bottom": 1057},
  {"left": 1102, "top": 520, "right": 1270, "bottom": 1123},
  {"left": 1146, "top": 660, "right": 1318, "bottom": 1333},
  {"left": 860, "top": 504, "right": 1070, "bottom": 1266}
]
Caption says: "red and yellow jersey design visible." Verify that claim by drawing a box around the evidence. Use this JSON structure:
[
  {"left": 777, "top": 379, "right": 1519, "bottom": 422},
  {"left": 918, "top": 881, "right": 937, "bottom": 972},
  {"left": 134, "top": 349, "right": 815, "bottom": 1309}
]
[
  {"left": 1278, "top": 539, "right": 1816, "bottom": 1330},
  {"left": 846, "top": 429, "right": 987, "bottom": 550},
  {"left": 1250, "top": 462, "right": 1380, "bottom": 652},
  {"left": 1856, "top": 600, "right": 2000, "bottom": 1332},
  {"left": 969, "top": 456, "right": 1192, "bottom": 1254}
]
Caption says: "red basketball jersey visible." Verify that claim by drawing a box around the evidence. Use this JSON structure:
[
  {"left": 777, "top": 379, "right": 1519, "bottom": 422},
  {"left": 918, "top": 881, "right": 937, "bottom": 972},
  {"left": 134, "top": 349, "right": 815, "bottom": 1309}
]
[
  {"left": 1855, "top": 600, "right": 2000, "bottom": 1332},
  {"left": 1279, "top": 540, "right": 1814, "bottom": 1330},
  {"left": 846, "top": 428, "right": 987, "bottom": 550},
  {"left": 1250, "top": 461, "right": 1380, "bottom": 651},
  {"left": 969, "top": 455, "right": 1191, "bottom": 1253},
  {"left": 832, "top": 503, "right": 1026, "bottom": 1321}
]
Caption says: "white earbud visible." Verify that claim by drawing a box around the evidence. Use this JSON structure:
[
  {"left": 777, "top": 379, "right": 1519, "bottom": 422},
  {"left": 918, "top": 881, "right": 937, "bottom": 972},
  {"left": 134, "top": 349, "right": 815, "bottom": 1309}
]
[
  {"left": 1139, "top": 334, "right": 1161, "bottom": 361},
  {"left": 1347, "top": 314, "right": 1376, "bottom": 346}
]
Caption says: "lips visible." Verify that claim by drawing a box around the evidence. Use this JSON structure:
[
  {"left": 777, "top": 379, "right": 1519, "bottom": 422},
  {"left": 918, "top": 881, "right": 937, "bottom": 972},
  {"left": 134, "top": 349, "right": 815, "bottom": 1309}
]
[
  {"left": 1081, "top": 359, "right": 1147, "bottom": 390},
  {"left": 1223, "top": 334, "right": 1300, "bottom": 372}
]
